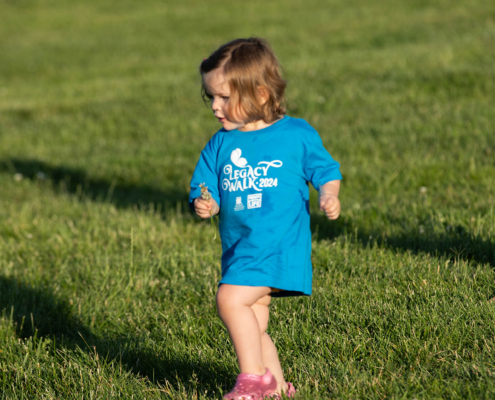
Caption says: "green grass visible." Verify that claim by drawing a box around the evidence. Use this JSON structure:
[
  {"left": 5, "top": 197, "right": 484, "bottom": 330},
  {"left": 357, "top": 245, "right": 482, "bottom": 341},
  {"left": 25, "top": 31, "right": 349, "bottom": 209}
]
[{"left": 1, "top": 0, "right": 495, "bottom": 398}]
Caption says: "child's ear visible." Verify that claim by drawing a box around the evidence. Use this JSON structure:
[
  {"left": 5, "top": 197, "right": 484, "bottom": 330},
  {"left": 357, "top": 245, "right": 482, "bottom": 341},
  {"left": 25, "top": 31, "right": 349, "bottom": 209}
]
[{"left": 257, "top": 86, "right": 269, "bottom": 105}]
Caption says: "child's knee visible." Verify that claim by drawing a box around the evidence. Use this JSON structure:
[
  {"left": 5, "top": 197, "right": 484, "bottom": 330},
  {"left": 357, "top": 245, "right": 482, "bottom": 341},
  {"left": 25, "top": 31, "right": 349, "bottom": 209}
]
[
  {"left": 216, "top": 284, "right": 239, "bottom": 314},
  {"left": 216, "top": 285, "right": 229, "bottom": 312}
]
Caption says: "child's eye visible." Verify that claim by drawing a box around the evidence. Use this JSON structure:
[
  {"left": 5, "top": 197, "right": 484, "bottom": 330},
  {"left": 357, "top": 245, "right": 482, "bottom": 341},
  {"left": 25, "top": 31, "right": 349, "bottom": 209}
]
[{"left": 222, "top": 96, "right": 229, "bottom": 100}]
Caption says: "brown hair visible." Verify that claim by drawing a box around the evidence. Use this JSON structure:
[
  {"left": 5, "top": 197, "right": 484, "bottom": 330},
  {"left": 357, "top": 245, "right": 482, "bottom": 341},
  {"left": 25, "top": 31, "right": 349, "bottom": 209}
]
[{"left": 200, "top": 38, "right": 286, "bottom": 124}]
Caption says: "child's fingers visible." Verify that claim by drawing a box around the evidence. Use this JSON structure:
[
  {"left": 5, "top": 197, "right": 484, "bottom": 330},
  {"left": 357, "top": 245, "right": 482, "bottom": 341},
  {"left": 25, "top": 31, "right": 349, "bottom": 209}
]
[
  {"left": 194, "top": 198, "right": 212, "bottom": 210},
  {"left": 327, "top": 200, "right": 340, "bottom": 212},
  {"left": 319, "top": 198, "right": 328, "bottom": 211},
  {"left": 326, "top": 210, "right": 340, "bottom": 219},
  {"left": 195, "top": 205, "right": 212, "bottom": 217},
  {"left": 196, "top": 203, "right": 212, "bottom": 212},
  {"left": 322, "top": 198, "right": 340, "bottom": 219},
  {"left": 325, "top": 210, "right": 340, "bottom": 219},
  {"left": 327, "top": 208, "right": 340, "bottom": 219},
  {"left": 194, "top": 198, "right": 217, "bottom": 219},
  {"left": 197, "top": 208, "right": 215, "bottom": 218},
  {"left": 320, "top": 196, "right": 337, "bottom": 210}
]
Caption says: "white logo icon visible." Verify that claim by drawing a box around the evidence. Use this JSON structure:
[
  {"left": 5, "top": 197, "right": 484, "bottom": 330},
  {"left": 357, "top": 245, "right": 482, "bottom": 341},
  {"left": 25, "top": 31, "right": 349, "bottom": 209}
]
[
  {"left": 230, "top": 148, "right": 248, "bottom": 168},
  {"left": 234, "top": 196, "right": 245, "bottom": 211},
  {"left": 247, "top": 194, "right": 262, "bottom": 209}
]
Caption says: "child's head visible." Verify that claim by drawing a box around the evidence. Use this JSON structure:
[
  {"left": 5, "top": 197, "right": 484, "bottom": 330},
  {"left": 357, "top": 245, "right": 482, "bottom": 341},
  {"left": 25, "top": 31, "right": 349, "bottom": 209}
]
[{"left": 200, "top": 38, "right": 286, "bottom": 130}]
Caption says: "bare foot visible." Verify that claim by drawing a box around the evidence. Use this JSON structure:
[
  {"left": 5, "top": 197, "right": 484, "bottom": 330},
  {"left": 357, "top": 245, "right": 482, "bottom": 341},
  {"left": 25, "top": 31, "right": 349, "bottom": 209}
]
[{"left": 275, "top": 382, "right": 289, "bottom": 395}]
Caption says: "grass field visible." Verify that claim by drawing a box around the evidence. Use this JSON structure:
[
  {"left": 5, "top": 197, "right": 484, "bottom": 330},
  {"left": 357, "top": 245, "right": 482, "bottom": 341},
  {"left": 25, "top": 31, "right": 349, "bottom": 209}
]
[{"left": 1, "top": 0, "right": 495, "bottom": 398}]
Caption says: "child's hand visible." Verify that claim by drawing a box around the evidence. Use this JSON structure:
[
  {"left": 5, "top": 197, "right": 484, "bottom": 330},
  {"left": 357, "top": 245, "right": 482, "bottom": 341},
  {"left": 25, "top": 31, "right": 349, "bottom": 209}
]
[
  {"left": 194, "top": 197, "right": 219, "bottom": 219},
  {"left": 319, "top": 194, "right": 340, "bottom": 220},
  {"left": 319, "top": 180, "right": 341, "bottom": 220}
]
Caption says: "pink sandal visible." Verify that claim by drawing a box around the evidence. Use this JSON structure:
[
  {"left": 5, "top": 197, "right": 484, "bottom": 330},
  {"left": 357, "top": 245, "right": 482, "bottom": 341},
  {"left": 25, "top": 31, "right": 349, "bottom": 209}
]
[
  {"left": 284, "top": 382, "right": 297, "bottom": 398},
  {"left": 265, "top": 382, "right": 297, "bottom": 399},
  {"left": 224, "top": 368, "right": 277, "bottom": 400},
  {"left": 223, "top": 369, "right": 297, "bottom": 399}
]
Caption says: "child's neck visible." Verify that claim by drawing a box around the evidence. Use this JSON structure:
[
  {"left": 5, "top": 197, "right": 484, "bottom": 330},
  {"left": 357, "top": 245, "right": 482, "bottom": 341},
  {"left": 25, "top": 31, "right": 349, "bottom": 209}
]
[{"left": 238, "top": 117, "right": 282, "bottom": 132}]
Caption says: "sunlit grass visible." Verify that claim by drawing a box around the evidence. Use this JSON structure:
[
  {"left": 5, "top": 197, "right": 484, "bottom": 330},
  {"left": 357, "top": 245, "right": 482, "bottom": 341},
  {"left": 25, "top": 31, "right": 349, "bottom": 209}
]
[{"left": 1, "top": 0, "right": 494, "bottom": 398}]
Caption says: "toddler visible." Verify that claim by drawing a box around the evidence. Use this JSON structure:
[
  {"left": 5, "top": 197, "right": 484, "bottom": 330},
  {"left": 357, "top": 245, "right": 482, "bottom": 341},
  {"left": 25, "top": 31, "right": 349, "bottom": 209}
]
[{"left": 190, "top": 37, "right": 342, "bottom": 399}]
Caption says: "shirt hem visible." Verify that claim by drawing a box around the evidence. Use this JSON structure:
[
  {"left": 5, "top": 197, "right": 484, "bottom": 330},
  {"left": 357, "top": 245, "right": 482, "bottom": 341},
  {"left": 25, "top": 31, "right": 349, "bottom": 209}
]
[{"left": 218, "top": 277, "right": 311, "bottom": 297}]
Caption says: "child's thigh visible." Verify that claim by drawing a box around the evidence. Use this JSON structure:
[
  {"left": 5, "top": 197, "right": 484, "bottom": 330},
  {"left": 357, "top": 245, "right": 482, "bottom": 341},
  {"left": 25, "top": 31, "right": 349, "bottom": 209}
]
[{"left": 216, "top": 284, "right": 271, "bottom": 307}]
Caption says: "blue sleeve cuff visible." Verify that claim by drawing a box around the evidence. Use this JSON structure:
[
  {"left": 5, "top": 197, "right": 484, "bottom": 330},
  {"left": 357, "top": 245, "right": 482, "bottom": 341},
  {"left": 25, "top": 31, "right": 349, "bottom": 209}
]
[{"left": 314, "top": 170, "right": 343, "bottom": 191}]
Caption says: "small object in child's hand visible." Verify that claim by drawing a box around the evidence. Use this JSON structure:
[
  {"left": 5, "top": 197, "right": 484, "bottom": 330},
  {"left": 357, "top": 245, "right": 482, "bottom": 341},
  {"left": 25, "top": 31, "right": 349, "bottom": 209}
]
[
  {"left": 199, "top": 183, "right": 216, "bottom": 240},
  {"left": 199, "top": 183, "right": 212, "bottom": 201}
]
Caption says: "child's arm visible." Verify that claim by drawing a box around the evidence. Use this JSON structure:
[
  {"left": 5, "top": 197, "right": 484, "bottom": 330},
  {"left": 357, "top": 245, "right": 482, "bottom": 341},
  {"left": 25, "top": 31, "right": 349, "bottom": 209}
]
[
  {"left": 319, "top": 180, "right": 340, "bottom": 220},
  {"left": 193, "top": 197, "right": 220, "bottom": 219},
  {"left": 299, "top": 125, "right": 342, "bottom": 220},
  {"left": 189, "top": 134, "right": 221, "bottom": 216}
]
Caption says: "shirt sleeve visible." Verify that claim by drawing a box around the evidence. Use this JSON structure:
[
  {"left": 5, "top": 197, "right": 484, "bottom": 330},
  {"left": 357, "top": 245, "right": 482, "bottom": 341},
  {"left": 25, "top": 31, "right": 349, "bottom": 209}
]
[
  {"left": 189, "top": 134, "right": 221, "bottom": 211},
  {"left": 302, "top": 129, "right": 342, "bottom": 191}
]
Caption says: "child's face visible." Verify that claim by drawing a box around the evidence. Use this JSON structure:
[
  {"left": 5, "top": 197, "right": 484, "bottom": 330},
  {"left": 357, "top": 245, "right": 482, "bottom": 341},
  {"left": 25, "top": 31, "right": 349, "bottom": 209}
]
[{"left": 203, "top": 69, "right": 248, "bottom": 131}]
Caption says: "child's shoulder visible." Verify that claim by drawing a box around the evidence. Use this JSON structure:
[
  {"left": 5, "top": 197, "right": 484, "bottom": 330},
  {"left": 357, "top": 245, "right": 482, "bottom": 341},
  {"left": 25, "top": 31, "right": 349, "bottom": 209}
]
[
  {"left": 205, "top": 128, "right": 228, "bottom": 147},
  {"left": 284, "top": 116, "right": 321, "bottom": 142},
  {"left": 285, "top": 116, "right": 315, "bottom": 131}
]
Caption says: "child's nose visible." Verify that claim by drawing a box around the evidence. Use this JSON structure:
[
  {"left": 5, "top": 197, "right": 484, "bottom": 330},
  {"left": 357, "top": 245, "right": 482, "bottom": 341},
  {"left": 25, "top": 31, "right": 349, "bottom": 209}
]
[{"left": 211, "top": 98, "right": 220, "bottom": 111}]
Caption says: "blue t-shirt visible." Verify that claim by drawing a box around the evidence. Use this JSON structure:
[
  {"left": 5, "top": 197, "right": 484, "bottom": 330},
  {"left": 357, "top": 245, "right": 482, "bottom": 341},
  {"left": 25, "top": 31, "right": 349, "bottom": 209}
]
[{"left": 189, "top": 116, "right": 342, "bottom": 296}]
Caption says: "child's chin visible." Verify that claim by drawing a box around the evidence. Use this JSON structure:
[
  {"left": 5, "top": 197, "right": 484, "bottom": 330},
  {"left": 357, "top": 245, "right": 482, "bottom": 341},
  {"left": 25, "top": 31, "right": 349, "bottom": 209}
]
[{"left": 222, "top": 122, "right": 237, "bottom": 131}]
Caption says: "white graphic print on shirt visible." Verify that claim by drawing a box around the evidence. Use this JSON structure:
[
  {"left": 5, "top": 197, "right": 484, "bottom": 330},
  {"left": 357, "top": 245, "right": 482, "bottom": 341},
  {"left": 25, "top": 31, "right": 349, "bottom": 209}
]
[
  {"left": 234, "top": 196, "right": 245, "bottom": 211},
  {"left": 247, "top": 194, "right": 262, "bottom": 209},
  {"left": 222, "top": 148, "right": 282, "bottom": 193}
]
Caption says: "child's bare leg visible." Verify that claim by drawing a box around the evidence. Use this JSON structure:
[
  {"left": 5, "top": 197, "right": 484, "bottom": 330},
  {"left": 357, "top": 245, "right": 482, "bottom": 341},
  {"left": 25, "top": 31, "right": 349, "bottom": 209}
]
[
  {"left": 216, "top": 284, "right": 272, "bottom": 375},
  {"left": 252, "top": 297, "right": 288, "bottom": 394}
]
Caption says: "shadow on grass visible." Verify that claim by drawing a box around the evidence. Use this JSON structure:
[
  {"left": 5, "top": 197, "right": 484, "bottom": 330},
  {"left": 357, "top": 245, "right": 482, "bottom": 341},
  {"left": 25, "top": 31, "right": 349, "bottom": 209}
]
[
  {"left": 0, "top": 275, "right": 91, "bottom": 341},
  {"left": 0, "top": 158, "right": 189, "bottom": 216},
  {"left": 311, "top": 213, "right": 495, "bottom": 268},
  {"left": 98, "top": 339, "right": 232, "bottom": 398},
  {"left": 0, "top": 275, "right": 229, "bottom": 398},
  {"left": 3, "top": 158, "right": 493, "bottom": 267}
]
